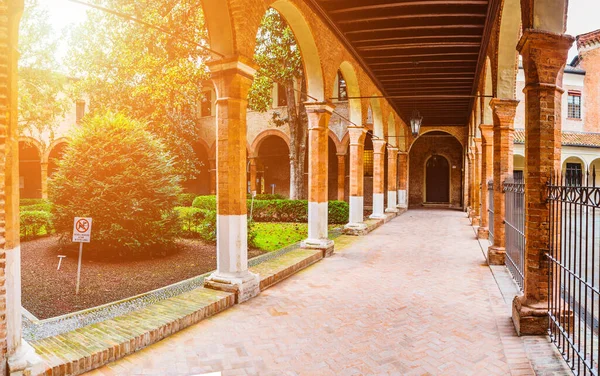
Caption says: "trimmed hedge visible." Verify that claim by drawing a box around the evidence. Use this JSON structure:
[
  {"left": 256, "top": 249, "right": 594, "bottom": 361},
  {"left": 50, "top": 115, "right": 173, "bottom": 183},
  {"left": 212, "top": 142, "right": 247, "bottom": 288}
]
[
  {"left": 247, "top": 193, "right": 286, "bottom": 200},
  {"left": 21, "top": 202, "right": 53, "bottom": 213},
  {"left": 20, "top": 198, "right": 49, "bottom": 207},
  {"left": 21, "top": 210, "right": 53, "bottom": 239},
  {"left": 192, "top": 195, "right": 349, "bottom": 224}
]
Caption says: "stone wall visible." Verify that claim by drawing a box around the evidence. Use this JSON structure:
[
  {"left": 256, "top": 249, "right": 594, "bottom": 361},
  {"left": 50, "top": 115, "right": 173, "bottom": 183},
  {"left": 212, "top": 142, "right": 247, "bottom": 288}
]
[{"left": 408, "top": 134, "right": 463, "bottom": 208}]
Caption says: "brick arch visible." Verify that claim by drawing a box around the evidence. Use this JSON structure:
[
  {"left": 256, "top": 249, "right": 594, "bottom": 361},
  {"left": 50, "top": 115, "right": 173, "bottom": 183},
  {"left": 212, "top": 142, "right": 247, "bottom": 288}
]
[
  {"left": 496, "top": 0, "right": 521, "bottom": 99},
  {"left": 370, "top": 97, "right": 384, "bottom": 139},
  {"left": 43, "top": 137, "right": 69, "bottom": 164},
  {"left": 18, "top": 136, "right": 43, "bottom": 158},
  {"left": 328, "top": 130, "right": 343, "bottom": 155},
  {"left": 250, "top": 129, "right": 291, "bottom": 158},
  {"left": 335, "top": 61, "right": 362, "bottom": 126},
  {"left": 408, "top": 128, "right": 466, "bottom": 151},
  {"left": 339, "top": 132, "right": 349, "bottom": 155}
]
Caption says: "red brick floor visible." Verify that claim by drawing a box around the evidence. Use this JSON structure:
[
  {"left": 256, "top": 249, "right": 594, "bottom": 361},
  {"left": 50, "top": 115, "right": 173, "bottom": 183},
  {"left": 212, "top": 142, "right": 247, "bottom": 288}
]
[{"left": 87, "top": 209, "right": 568, "bottom": 376}]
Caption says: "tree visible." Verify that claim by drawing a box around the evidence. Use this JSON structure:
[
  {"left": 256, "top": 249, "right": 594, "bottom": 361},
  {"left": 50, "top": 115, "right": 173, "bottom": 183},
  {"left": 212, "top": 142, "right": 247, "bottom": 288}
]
[
  {"left": 67, "top": 0, "right": 210, "bottom": 177},
  {"left": 248, "top": 9, "right": 308, "bottom": 200},
  {"left": 49, "top": 111, "right": 181, "bottom": 257},
  {"left": 18, "top": 0, "right": 71, "bottom": 143}
]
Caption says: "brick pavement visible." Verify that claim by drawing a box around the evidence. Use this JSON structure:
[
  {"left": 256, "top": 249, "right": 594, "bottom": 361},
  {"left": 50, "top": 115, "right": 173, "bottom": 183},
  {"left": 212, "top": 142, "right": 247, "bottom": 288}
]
[{"left": 87, "top": 209, "right": 570, "bottom": 376}]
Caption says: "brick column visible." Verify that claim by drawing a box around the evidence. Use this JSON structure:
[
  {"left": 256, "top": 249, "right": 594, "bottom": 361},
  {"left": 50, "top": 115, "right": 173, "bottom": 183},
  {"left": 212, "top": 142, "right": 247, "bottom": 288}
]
[
  {"left": 477, "top": 125, "right": 493, "bottom": 239},
  {"left": 301, "top": 102, "right": 335, "bottom": 256},
  {"left": 248, "top": 157, "right": 257, "bottom": 196},
  {"left": 397, "top": 152, "right": 408, "bottom": 209},
  {"left": 466, "top": 152, "right": 474, "bottom": 213},
  {"left": 337, "top": 154, "right": 345, "bottom": 201},
  {"left": 344, "top": 127, "right": 367, "bottom": 234},
  {"left": 471, "top": 138, "right": 482, "bottom": 226},
  {"left": 203, "top": 57, "right": 259, "bottom": 303},
  {"left": 208, "top": 158, "right": 216, "bottom": 195},
  {"left": 488, "top": 99, "right": 519, "bottom": 265},
  {"left": 386, "top": 147, "right": 399, "bottom": 212},
  {"left": 512, "top": 30, "right": 574, "bottom": 335},
  {"left": 370, "top": 139, "right": 387, "bottom": 219},
  {"left": 40, "top": 162, "right": 48, "bottom": 200}
]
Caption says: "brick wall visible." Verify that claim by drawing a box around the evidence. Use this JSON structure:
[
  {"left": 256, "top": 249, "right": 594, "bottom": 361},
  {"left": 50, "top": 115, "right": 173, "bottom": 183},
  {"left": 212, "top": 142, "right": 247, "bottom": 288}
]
[{"left": 408, "top": 134, "right": 463, "bottom": 208}]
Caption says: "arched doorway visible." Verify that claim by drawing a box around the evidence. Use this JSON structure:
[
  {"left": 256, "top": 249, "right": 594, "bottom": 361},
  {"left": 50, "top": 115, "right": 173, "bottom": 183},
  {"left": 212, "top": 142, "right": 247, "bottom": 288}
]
[
  {"left": 425, "top": 155, "right": 450, "bottom": 203},
  {"left": 19, "top": 141, "right": 42, "bottom": 199},
  {"left": 257, "top": 135, "right": 290, "bottom": 197}
]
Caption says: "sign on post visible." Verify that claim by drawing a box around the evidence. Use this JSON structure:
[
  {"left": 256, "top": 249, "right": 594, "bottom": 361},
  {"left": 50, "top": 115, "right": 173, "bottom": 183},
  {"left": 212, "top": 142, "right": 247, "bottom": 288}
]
[{"left": 72, "top": 217, "right": 92, "bottom": 294}]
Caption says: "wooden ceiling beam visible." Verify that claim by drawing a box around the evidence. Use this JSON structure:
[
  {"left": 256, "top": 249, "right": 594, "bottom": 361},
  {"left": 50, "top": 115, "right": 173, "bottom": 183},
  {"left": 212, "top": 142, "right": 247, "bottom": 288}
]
[{"left": 326, "top": 0, "right": 488, "bottom": 15}]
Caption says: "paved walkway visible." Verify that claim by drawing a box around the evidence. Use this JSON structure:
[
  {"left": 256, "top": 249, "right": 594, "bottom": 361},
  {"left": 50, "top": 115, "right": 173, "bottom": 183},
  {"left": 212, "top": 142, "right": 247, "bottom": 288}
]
[{"left": 87, "top": 209, "right": 569, "bottom": 376}]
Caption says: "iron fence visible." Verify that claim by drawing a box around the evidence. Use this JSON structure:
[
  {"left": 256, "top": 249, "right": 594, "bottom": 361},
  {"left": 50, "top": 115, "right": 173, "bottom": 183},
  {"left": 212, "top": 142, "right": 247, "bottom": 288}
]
[
  {"left": 504, "top": 177, "right": 525, "bottom": 291},
  {"left": 548, "top": 169, "right": 600, "bottom": 375},
  {"left": 488, "top": 180, "right": 494, "bottom": 245}
]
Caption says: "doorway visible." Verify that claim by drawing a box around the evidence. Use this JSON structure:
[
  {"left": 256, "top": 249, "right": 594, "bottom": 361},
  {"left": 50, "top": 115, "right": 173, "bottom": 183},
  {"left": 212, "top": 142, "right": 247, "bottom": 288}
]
[{"left": 425, "top": 155, "right": 449, "bottom": 203}]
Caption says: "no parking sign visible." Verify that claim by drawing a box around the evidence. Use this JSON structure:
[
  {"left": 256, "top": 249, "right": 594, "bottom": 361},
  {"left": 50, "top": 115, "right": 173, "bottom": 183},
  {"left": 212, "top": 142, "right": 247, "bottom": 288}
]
[{"left": 72, "top": 217, "right": 92, "bottom": 243}]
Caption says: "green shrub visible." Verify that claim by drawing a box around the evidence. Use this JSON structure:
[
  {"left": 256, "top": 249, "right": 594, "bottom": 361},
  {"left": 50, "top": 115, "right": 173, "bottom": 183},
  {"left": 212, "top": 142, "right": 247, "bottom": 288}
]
[
  {"left": 20, "top": 210, "right": 53, "bottom": 239},
  {"left": 198, "top": 209, "right": 217, "bottom": 243},
  {"left": 192, "top": 195, "right": 217, "bottom": 211},
  {"left": 21, "top": 202, "right": 53, "bottom": 213},
  {"left": 247, "top": 218, "right": 258, "bottom": 248},
  {"left": 248, "top": 193, "right": 286, "bottom": 201},
  {"left": 174, "top": 206, "right": 209, "bottom": 236},
  {"left": 49, "top": 111, "right": 181, "bottom": 257},
  {"left": 328, "top": 200, "right": 349, "bottom": 224},
  {"left": 176, "top": 193, "right": 197, "bottom": 207},
  {"left": 20, "top": 198, "right": 49, "bottom": 207}
]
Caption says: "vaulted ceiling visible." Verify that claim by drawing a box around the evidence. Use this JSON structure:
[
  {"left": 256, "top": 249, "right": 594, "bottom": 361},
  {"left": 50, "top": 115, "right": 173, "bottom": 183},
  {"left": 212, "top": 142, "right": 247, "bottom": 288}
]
[{"left": 307, "top": 0, "right": 500, "bottom": 128}]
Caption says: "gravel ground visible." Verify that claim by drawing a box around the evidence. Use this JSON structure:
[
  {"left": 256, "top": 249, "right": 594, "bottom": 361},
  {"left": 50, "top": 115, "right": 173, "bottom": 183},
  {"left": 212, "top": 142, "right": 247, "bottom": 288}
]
[{"left": 21, "top": 236, "right": 264, "bottom": 319}]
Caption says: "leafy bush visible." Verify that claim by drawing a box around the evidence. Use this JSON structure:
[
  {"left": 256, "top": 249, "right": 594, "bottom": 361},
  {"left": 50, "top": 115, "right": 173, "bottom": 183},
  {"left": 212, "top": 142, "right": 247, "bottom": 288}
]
[
  {"left": 49, "top": 112, "right": 181, "bottom": 257},
  {"left": 20, "top": 198, "right": 48, "bottom": 207},
  {"left": 250, "top": 199, "right": 349, "bottom": 224},
  {"left": 192, "top": 195, "right": 217, "bottom": 211},
  {"left": 328, "top": 200, "right": 349, "bottom": 224},
  {"left": 21, "top": 210, "right": 53, "bottom": 239},
  {"left": 21, "top": 202, "right": 53, "bottom": 213},
  {"left": 176, "top": 193, "right": 197, "bottom": 207},
  {"left": 174, "top": 206, "right": 209, "bottom": 236},
  {"left": 247, "top": 193, "right": 286, "bottom": 200},
  {"left": 198, "top": 209, "right": 217, "bottom": 243}
]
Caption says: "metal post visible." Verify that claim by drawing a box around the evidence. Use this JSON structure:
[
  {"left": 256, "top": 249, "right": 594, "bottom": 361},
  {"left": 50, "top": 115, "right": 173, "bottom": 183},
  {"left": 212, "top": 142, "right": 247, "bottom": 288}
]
[{"left": 76, "top": 242, "right": 83, "bottom": 294}]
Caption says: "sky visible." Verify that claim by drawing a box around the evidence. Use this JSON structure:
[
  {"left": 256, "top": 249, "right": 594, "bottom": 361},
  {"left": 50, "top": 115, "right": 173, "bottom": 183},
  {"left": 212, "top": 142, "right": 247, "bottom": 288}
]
[{"left": 42, "top": 0, "right": 600, "bottom": 63}]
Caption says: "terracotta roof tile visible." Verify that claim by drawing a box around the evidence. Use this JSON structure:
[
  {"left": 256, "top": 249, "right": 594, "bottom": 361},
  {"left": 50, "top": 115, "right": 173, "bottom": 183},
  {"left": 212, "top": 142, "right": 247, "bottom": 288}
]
[{"left": 513, "top": 129, "right": 600, "bottom": 148}]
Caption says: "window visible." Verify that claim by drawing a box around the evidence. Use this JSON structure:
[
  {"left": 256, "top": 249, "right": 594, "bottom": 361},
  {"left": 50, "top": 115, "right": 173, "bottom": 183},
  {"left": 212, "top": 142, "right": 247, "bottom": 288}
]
[
  {"left": 76, "top": 100, "right": 85, "bottom": 124},
  {"left": 277, "top": 83, "right": 287, "bottom": 107},
  {"left": 566, "top": 163, "right": 582, "bottom": 186},
  {"left": 363, "top": 150, "right": 374, "bottom": 176},
  {"left": 201, "top": 91, "right": 212, "bottom": 117},
  {"left": 338, "top": 71, "right": 348, "bottom": 101},
  {"left": 568, "top": 91, "right": 581, "bottom": 119},
  {"left": 513, "top": 170, "right": 524, "bottom": 181}
]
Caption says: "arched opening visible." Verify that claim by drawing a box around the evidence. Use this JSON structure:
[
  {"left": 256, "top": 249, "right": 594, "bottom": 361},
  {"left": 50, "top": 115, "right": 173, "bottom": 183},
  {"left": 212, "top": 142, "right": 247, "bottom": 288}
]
[
  {"left": 47, "top": 142, "right": 68, "bottom": 177},
  {"left": 257, "top": 135, "right": 291, "bottom": 196},
  {"left": 182, "top": 141, "right": 211, "bottom": 195},
  {"left": 409, "top": 131, "right": 463, "bottom": 208},
  {"left": 19, "top": 141, "right": 42, "bottom": 199},
  {"left": 562, "top": 156, "right": 586, "bottom": 186},
  {"left": 590, "top": 158, "right": 600, "bottom": 186},
  {"left": 425, "top": 155, "right": 450, "bottom": 203},
  {"left": 328, "top": 137, "right": 338, "bottom": 201},
  {"left": 513, "top": 154, "right": 525, "bottom": 180}
]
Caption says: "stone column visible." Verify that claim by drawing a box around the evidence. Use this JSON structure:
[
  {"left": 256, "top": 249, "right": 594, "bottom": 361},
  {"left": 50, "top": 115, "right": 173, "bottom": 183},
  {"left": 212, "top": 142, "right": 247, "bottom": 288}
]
[
  {"left": 344, "top": 127, "right": 367, "bottom": 234},
  {"left": 248, "top": 157, "right": 257, "bottom": 196},
  {"left": 471, "top": 138, "right": 482, "bottom": 226},
  {"left": 477, "top": 125, "right": 493, "bottom": 239},
  {"left": 301, "top": 102, "right": 335, "bottom": 256},
  {"left": 208, "top": 158, "right": 216, "bottom": 195},
  {"left": 370, "top": 139, "right": 387, "bottom": 219},
  {"left": 203, "top": 57, "right": 259, "bottom": 304},
  {"left": 386, "top": 147, "right": 399, "bottom": 212},
  {"left": 397, "top": 152, "right": 408, "bottom": 209},
  {"left": 40, "top": 162, "right": 48, "bottom": 200},
  {"left": 488, "top": 99, "right": 519, "bottom": 265},
  {"left": 512, "top": 30, "right": 574, "bottom": 335},
  {"left": 337, "top": 154, "right": 345, "bottom": 201}
]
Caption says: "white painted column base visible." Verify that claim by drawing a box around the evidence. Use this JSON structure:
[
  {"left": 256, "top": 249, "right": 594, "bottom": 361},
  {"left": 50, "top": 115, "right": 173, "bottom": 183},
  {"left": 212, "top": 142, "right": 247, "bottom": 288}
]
[
  {"left": 348, "top": 196, "right": 365, "bottom": 225},
  {"left": 303, "top": 201, "right": 334, "bottom": 255},
  {"left": 204, "top": 214, "right": 260, "bottom": 303},
  {"left": 8, "top": 340, "right": 46, "bottom": 376},
  {"left": 396, "top": 190, "right": 408, "bottom": 209},
  {"left": 386, "top": 191, "right": 398, "bottom": 213},
  {"left": 369, "top": 193, "right": 386, "bottom": 219}
]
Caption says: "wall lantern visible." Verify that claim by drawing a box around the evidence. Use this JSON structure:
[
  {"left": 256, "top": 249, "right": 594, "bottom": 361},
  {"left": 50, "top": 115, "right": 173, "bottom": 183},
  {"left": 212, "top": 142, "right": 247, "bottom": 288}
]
[{"left": 410, "top": 109, "right": 423, "bottom": 137}]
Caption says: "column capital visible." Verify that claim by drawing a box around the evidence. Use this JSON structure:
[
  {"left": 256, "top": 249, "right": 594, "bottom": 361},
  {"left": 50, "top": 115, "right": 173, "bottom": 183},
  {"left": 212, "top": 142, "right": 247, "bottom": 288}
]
[
  {"left": 387, "top": 147, "right": 399, "bottom": 158},
  {"left": 372, "top": 139, "right": 387, "bottom": 154},
  {"left": 208, "top": 56, "right": 256, "bottom": 101},
  {"left": 208, "top": 55, "right": 257, "bottom": 78},
  {"left": 518, "top": 30, "right": 575, "bottom": 87},
  {"left": 336, "top": 153, "right": 346, "bottom": 158},
  {"left": 305, "top": 102, "right": 335, "bottom": 130},
  {"left": 479, "top": 124, "right": 493, "bottom": 144},
  {"left": 304, "top": 101, "right": 335, "bottom": 114},
  {"left": 348, "top": 127, "right": 367, "bottom": 145},
  {"left": 490, "top": 98, "right": 519, "bottom": 131}
]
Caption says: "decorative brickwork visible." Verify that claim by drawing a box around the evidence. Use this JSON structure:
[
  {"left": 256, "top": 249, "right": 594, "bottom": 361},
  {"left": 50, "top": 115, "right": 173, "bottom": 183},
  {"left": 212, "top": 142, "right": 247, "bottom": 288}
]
[{"left": 513, "top": 29, "right": 575, "bottom": 336}]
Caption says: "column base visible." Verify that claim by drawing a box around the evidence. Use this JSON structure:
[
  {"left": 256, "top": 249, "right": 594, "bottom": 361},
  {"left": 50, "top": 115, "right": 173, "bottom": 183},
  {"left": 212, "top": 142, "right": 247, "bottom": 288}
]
[
  {"left": 204, "top": 271, "right": 260, "bottom": 304},
  {"left": 471, "top": 216, "right": 480, "bottom": 226},
  {"left": 301, "top": 238, "right": 335, "bottom": 258},
  {"left": 343, "top": 222, "right": 368, "bottom": 236},
  {"left": 8, "top": 340, "right": 46, "bottom": 376},
  {"left": 369, "top": 213, "right": 387, "bottom": 220},
  {"left": 512, "top": 295, "right": 548, "bottom": 336},
  {"left": 385, "top": 207, "right": 399, "bottom": 213},
  {"left": 487, "top": 246, "right": 506, "bottom": 265},
  {"left": 477, "top": 226, "right": 489, "bottom": 239}
]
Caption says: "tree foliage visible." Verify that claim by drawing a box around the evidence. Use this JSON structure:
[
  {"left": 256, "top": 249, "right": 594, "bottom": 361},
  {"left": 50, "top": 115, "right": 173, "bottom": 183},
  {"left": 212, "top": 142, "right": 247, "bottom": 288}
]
[
  {"left": 67, "top": 0, "right": 210, "bottom": 177},
  {"left": 18, "top": 0, "right": 71, "bottom": 142},
  {"left": 248, "top": 9, "right": 308, "bottom": 199},
  {"left": 49, "top": 111, "right": 181, "bottom": 257}
]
